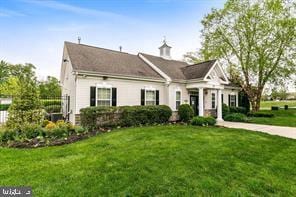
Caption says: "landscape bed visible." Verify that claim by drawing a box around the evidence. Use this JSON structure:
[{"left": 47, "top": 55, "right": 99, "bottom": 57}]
[{"left": 0, "top": 125, "right": 295, "bottom": 196}]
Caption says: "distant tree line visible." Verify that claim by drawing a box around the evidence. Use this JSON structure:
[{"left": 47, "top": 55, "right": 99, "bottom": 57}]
[{"left": 0, "top": 60, "right": 61, "bottom": 97}]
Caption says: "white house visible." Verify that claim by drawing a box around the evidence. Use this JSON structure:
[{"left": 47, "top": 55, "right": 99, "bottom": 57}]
[{"left": 60, "top": 40, "right": 240, "bottom": 124}]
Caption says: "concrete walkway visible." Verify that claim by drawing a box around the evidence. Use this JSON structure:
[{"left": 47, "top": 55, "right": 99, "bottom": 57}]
[{"left": 217, "top": 121, "right": 296, "bottom": 139}]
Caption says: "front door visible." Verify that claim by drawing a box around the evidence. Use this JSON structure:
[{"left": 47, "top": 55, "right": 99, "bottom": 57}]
[{"left": 190, "top": 95, "right": 199, "bottom": 115}]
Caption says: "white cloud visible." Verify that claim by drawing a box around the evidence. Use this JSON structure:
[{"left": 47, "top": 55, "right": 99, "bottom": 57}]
[
  {"left": 23, "top": 0, "right": 136, "bottom": 23},
  {"left": 0, "top": 9, "right": 25, "bottom": 17}
]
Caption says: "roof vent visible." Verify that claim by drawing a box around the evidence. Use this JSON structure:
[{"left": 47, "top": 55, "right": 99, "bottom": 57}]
[
  {"left": 78, "top": 36, "right": 81, "bottom": 44},
  {"left": 159, "top": 37, "right": 171, "bottom": 59},
  {"left": 119, "top": 46, "right": 122, "bottom": 52}
]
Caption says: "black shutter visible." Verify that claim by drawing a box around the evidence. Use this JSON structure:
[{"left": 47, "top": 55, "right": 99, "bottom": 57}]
[
  {"left": 112, "top": 88, "right": 117, "bottom": 106},
  {"left": 228, "top": 95, "right": 231, "bottom": 106},
  {"left": 141, "top": 89, "right": 145, "bottom": 105},
  {"left": 221, "top": 94, "right": 224, "bottom": 104},
  {"left": 234, "top": 95, "right": 237, "bottom": 107},
  {"left": 156, "top": 90, "right": 159, "bottom": 105},
  {"left": 90, "top": 86, "right": 96, "bottom": 106}
]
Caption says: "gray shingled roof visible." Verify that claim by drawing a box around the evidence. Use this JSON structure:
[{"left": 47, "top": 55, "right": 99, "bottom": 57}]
[
  {"left": 65, "top": 41, "right": 216, "bottom": 81},
  {"left": 181, "top": 60, "right": 216, "bottom": 80},
  {"left": 140, "top": 53, "right": 189, "bottom": 80},
  {"left": 65, "top": 42, "right": 163, "bottom": 79},
  {"left": 140, "top": 53, "right": 216, "bottom": 80}
]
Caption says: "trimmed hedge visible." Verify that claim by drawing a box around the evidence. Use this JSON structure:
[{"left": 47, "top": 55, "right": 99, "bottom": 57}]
[
  {"left": 0, "top": 104, "right": 10, "bottom": 111},
  {"left": 178, "top": 104, "right": 194, "bottom": 122},
  {"left": 247, "top": 112, "right": 274, "bottom": 118},
  {"left": 44, "top": 105, "right": 61, "bottom": 113},
  {"left": 222, "top": 104, "right": 230, "bottom": 118},
  {"left": 41, "top": 100, "right": 62, "bottom": 107},
  {"left": 80, "top": 105, "right": 172, "bottom": 131},
  {"left": 271, "top": 106, "right": 279, "bottom": 110},
  {"left": 191, "top": 116, "right": 216, "bottom": 126},
  {"left": 229, "top": 106, "right": 247, "bottom": 114},
  {"left": 224, "top": 113, "right": 247, "bottom": 122}
]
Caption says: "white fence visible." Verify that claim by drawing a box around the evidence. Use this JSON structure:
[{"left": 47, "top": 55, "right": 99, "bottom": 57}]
[{"left": 0, "top": 110, "right": 8, "bottom": 124}]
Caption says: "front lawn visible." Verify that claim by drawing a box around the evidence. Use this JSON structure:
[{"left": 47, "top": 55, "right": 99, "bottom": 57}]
[
  {"left": 0, "top": 125, "right": 296, "bottom": 196},
  {"left": 247, "top": 109, "right": 296, "bottom": 127},
  {"left": 260, "top": 100, "right": 296, "bottom": 109}
]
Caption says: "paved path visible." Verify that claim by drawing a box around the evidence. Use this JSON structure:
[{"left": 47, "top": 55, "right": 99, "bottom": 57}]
[{"left": 217, "top": 121, "right": 296, "bottom": 139}]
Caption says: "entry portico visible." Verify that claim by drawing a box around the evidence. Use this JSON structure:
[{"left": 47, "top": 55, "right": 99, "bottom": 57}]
[{"left": 186, "top": 60, "right": 229, "bottom": 121}]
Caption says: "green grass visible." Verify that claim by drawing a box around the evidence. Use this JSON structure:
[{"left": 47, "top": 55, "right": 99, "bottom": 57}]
[
  {"left": 260, "top": 100, "right": 296, "bottom": 109},
  {"left": 248, "top": 109, "right": 296, "bottom": 127},
  {"left": 0, "top": 125, "right": 296, "bottom": 196}
]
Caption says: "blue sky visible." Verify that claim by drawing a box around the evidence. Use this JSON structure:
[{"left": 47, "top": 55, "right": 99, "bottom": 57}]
[{"left": 0, "top": 0, "right": 225, "bottom": 79}]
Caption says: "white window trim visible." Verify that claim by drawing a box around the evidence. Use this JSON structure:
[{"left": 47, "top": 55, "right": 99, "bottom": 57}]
[
  {"left": 230, "top": 95, "right": 236, "bottom": 107},
  {"left": 175, "top": 90, "right": 182, "bottom": 111},
  {"left": 211, "top": 93, "right": 216, "bottom": 109},
  {"left": 145, "top": 89, "right": 156, "bottom": 106},
  {"left": 96, "top": 83, "right": 112, "bottom": 107}
]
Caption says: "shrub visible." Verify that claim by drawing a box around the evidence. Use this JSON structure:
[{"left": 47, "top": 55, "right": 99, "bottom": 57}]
[
  {"left": 6, "top": 109, "right": 44, "bottom": 130},
  {"left": 224, "top": 113, "right": 247, "bottom": 122},
  {"left": 42, "top": 120, "right": 50, "bottom": 127},
  {"left": 46, "top": 127, "right": 68, "bottom": 139},
  {"left": 205, "top": 116, "right": 216, "bottom": 126},
  {"left": 121, "top": 105, "right": 172, "bottom": 126},
  {"left": 80, "top": 105, "right": 172, "bottom": 130},
  {"left": 22, "top": 124, "right": 44, "bottom": 139},
  {"left": 6, "top": 70, "right": 43, "bottom": 130},
  {"left": 178, "top": 104, "right": 194, "bottom": 122},
  {"left": 247, "top": 112, "right": 274, "bottom": 118},
  {"left": 222, "top": 104, "right": 229, "bottom": 118},
  {"left": 0, "top": 104, "right": 10, "bottom": 111},
  {"left": 45, "top": 121, "right": 57, "bottom": 130},
  {"left": 75, "top": 126, "right": 86, "bottom": 134},
  {"left": 191, "top": 117, "right": 206, "bottom": 126},
  {"left": 41, "top": 100, "right": 61, "bottom": 107},
  {"left": 0, "top": 128, "right": 17, "bottom": 143},
  {"left": 44, "top": 105, "right": 61, "bottom": 113},
  {"left": 229, "top": 106, "right": 247, "bottom": 114},
  {"left": 191, "top": 116, "right": 216, "bottom": 126},
  {"left": 284, "top": 105, "right": 288, "bottom": 110},
  {"left": 271, "top": 106, "right": 279, "bottom": 110}
]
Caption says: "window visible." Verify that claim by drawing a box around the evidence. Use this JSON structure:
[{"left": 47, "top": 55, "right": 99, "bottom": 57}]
[
  {"left": 176, "top": 91, "right": 181, "bottom": 110},
  {"left": 230, "top": 95, "right": 236, "bottom": 107},
  {"left": 145, "top": 90, "right": 156, "bottom": 105},
  {"left": 211, "top": 93, "right": 216, "bottom": 109},
  {"left": 97, "top": 88, "right": 111, "bottom": 106}
]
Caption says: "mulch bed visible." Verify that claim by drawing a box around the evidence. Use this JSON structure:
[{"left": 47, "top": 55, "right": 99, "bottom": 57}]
[{"left": 1, "top": 130, "right": 103, "bottom": 149}]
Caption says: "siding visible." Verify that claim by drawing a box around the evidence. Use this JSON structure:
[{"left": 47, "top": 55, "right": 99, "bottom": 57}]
[
  {"left": 61, "top": 47, "right": 76, "bottom": 123},
  {"left": 168, "top": 83, "right": 189, "bottom": 111},
  {"left": 75, "top": 77, "right": 167, "bottom": 114}
]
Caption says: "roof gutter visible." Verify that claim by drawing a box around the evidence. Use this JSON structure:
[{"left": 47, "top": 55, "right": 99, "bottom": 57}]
[{"left": 74, "top": 70, "right": 166, "bottom": 83}]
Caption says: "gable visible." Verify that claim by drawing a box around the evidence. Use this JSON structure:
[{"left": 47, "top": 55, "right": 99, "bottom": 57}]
[{"left": 203, "top": 61, "right": 229, "bottom": 84}]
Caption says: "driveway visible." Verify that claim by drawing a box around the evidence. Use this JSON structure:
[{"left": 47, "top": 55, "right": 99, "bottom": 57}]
[{"left": 217, "top": 121, "right": 296, "bottom": 139}]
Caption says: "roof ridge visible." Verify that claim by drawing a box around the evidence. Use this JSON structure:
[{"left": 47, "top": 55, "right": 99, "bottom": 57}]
[
  {"left": 139, "top": 53, "right": 188, "bottom": 64},
  {"left": 184, "top": 59, "right": 217, "bottom": 69},
  {"left": 64, "top": 41, "right": 132, "bottom": 55}
]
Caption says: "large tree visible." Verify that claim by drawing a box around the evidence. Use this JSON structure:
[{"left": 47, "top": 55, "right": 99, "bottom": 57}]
[
  {"left": 0, "top": 61, "right": 10, "bottom": 85},
  {"left": 198, "top": 0, "right": 296, "bottom": 111},
  {"left": 38, "top": 76, "right": 61, "bottom": 98}
]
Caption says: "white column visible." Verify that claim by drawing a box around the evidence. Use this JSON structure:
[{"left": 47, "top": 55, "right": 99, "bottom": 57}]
[
  {"left": 217, "top": 89, "right": 223, "bottom": 121},
  {"left": 198, "top": 88, "right": 204, "bottom": 116}
]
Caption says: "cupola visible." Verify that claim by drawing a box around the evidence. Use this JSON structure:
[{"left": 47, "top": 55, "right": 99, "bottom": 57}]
[{"left": 159, "top": 39, "right": 171, "bottom": 59}]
